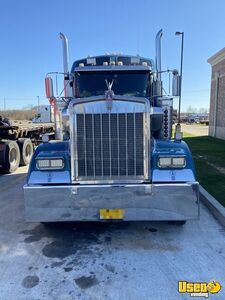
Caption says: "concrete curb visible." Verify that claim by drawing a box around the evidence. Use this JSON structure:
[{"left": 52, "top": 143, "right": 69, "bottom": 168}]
[{"left": 200, "top": 185, "right": 225, "bottom": 227}]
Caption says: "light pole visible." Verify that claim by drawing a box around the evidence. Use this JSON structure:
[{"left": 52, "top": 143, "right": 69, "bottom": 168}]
[
  {"left": 175, "top": 31, "right": 184, "bottom": 137},
  {"left": 37, "top": 96, "right": 40, "bottom": 112}
]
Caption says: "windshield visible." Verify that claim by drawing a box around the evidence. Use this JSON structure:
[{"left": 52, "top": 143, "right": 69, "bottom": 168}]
[{"left": 74, "top": 71, "right": 150, "bottom": 98}]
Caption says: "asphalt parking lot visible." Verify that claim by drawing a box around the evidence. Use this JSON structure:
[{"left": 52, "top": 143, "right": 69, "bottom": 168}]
[{"left": 0, "top": 167, "right": 225, "bottom": 300}]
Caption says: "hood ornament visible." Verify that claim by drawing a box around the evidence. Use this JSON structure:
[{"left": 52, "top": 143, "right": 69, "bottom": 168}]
[{"left": 105, "top": 79, "right": 114, "bottom": 111}]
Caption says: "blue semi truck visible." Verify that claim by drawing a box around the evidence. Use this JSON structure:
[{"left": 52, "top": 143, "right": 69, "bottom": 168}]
[{"left": 24, "top": 31, "right": 199, "bottom": 224}]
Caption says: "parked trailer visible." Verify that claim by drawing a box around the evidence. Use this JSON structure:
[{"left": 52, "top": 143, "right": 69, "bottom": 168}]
[{"left": 0, "top": 121, "right": 54, "bottom": 173}]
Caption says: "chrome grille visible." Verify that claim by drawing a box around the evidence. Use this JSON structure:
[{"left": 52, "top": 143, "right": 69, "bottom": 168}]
[{"left": 76, "top": 113, "right": 144, "bottom": 179}]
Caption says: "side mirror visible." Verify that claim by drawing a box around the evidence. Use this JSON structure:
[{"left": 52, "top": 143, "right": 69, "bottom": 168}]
[
  {"left": 45, "top": 77, "right": 54, "bottom": 99},
  {"left": 172, "top": 70, "right": 181, "bottom": 97}
]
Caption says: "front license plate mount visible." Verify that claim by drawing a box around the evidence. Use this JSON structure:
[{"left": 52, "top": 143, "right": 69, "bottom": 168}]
[{"left": 99, "top": 209, "right": 124, "bottom": 220}]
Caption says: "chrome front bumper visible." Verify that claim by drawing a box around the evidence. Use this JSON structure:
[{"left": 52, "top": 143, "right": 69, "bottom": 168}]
[{"left": 24, "top": 182, "right": 199, "bottom": 222}]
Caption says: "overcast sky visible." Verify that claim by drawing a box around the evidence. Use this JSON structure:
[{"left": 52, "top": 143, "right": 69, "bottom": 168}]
[{"left": 0, "top": 0, "right": 224, "bottom": 111}]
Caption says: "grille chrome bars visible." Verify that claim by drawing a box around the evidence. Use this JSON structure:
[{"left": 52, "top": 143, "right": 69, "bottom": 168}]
[
  {"left": 100, "top": 113, "right": 104, "bottom": 177},
  {"left": 109, "top": 112, "right": 112, "bottom": 177},
  {"left": 92, "top": 113, "right": 95, "bottom": 177},
  {"left": 117, "top": 112, "right": 120, "bottom": 176},
  {"left": 125, "top": 113, "right": 128, "bottom": 176},
  {"left": 83, "top": 111, "right": 87, "bottom": 177},
  {"left": 133, "top": 111, "right": 137, "bottom": 176}
]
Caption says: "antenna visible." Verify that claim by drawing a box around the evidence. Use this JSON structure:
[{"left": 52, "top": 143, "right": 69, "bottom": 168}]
[{"left": 174, "top": 31, "right": 184, "bottom": 141}]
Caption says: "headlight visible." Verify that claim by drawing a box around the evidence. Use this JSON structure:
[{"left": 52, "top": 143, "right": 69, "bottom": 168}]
[
  {"left": 36, "top": 158, "right": 64, "bottom": 170},
  {"left": 172, "top": 157, "right": 186, "bottom": 167},
  {"left": 158, "top": 156, "right": 186, "bottom": 168},
  {"left": 158, "top": 157, "right": 172, "bottom": 167}
]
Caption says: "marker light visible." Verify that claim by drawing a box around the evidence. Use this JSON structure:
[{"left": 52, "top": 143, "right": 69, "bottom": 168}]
[
  {"left": 42, "top": 134, "right": 50, "bottom": 143},
  {"left": 86, "top": 57, "right": 96, "bottom": 65}
]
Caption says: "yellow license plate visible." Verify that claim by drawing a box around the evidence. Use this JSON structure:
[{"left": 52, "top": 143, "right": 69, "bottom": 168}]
[{"left": 99, "top": 209, "right": 124, "bottom": 220}]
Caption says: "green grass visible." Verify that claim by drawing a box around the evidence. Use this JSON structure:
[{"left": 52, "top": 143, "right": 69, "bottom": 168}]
[
  {"left": 172, "top": 129, "right": 195, "bottom": 138},
  {"left": 182, "top": 131, "right": 195, "bottom": 138},
  {"left": 183, "top": 135, "right": 225, "bottom": 206}
]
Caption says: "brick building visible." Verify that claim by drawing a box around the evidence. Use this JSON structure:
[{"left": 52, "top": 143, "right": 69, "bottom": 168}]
[{"left": 208, "top": 48, "right": 225, "bottom": 139}]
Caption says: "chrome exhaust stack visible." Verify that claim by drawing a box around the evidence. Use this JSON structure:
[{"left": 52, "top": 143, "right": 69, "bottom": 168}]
[
  {"left": 59, "top": 32, "right": 71, "bottom": 97},
  {"left": 155, "top": 29, "right": 163, "bottom": 81}
]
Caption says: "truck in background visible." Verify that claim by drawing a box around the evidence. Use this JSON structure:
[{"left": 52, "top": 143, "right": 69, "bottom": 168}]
[
  {"left": 24, "top": 31, "right": 199, "bottom": 224},
  {"left": 0, "top": 118, "right": 54, "bottom": 173},
  {"left": 32, "top": 105, "right": 54, "bottom": 123}
]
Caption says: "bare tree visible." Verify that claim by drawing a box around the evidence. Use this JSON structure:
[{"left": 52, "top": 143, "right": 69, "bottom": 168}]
[
  {"left": 186, "top": 105, "right": 197, "bottom": 114},
  {"left": 198, "top": 107, "right": 209, "bottom": 114},
  {"left": 0, "top": 108, "right": 37, "bottom": 120}
]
